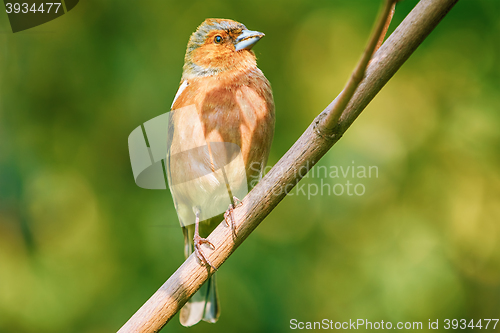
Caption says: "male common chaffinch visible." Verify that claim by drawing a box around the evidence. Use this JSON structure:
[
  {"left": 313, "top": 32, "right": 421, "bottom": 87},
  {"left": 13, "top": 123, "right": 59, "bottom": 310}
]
[{"left": 165, "top": 19, "right": 275, "bottom": 326}]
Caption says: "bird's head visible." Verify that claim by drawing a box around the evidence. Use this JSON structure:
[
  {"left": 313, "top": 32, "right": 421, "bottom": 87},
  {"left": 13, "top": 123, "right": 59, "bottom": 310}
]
[{"left": 182, "top": 19, "right": 265, "bottom": 79}]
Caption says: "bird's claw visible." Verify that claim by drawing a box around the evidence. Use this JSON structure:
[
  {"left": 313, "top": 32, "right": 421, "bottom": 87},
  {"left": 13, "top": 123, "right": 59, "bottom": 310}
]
[
  {"left": 194, "top": 234, "right": 217, "bottom": 271},
  {"left": 224, "top": 196, "right": 242, "bottom": 235}
]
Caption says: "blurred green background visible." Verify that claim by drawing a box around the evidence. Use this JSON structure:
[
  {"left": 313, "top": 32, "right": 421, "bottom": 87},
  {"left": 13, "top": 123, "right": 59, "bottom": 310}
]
[{"left": 1, "top": 0, "right": 499, "bottom": 332}]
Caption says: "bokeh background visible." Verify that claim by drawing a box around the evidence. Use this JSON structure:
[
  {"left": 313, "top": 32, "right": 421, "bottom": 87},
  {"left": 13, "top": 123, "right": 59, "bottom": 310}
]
[{"left": 1, "top": 0, "right": 499, "bottom": 332}]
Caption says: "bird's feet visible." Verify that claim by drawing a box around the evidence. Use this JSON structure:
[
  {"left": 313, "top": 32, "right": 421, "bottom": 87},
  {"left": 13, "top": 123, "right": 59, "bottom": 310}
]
[
  {"left": 193, "top": 210, "right": 217, "bottom": 271},
  {"left": 224, "top": 196, "right": 242, "bottom": 235},
  {"left": 194, "top": 233, "right": 216, "bottom": 271}
]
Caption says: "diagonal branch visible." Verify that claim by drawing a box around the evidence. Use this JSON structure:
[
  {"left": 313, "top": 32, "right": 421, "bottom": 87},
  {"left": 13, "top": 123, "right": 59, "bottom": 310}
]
[{"left": 118, "top": 0, "right": 459, "bottom": 331}]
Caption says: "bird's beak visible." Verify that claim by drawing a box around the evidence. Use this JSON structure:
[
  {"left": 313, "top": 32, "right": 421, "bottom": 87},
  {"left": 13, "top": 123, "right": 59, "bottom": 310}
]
[{"left": 234, "top": 29, "right": 265, "bottom": 51}]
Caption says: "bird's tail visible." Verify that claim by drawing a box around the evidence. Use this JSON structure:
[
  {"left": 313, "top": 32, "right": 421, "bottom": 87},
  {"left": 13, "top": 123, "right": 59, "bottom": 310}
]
[
  {"left": 179, "top": 273, "right": 220, "bottom": 326},
  {"left": 179, "top": 226, "right": 220, "bottom": 327}
]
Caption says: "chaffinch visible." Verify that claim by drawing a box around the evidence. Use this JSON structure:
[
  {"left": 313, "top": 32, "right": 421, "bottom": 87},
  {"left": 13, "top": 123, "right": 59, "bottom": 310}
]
[{"left": 165, "top": 19, "right": 275, "bottom": 326}]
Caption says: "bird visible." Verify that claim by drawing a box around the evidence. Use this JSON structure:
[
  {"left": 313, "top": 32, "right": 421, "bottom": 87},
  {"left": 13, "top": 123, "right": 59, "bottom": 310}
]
[{"left": 165, "top": 18, "right": 275, "bottom": 327}]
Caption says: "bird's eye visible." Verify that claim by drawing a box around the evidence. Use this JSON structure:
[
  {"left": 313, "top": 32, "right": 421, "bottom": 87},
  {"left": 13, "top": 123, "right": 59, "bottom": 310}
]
[{"left": 214, "top": 35, "right": 223, "bottom": 44}]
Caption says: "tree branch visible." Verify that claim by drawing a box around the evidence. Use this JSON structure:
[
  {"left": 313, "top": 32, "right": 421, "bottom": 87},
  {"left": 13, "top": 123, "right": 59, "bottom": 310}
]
[{"left": 118, "top": 0, "right": 459, "bottom": 331}]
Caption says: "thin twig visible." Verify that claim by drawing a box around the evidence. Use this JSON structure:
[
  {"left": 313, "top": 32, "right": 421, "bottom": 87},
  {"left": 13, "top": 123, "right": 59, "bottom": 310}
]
[
  {"left": 375, "top": 2, "right": 397, "bottom": 52},
  {"left": 319, "top": 0, "right": 398, "bottom": 134},
  {"left": 118, "top": 0, "right": 459, "bottom": 332}
]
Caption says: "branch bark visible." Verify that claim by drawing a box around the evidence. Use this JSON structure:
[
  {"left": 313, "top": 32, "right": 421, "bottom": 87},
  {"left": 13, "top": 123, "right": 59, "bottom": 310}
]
[{"left": 118, "top": 0, "right": 459, "bottom": 331}]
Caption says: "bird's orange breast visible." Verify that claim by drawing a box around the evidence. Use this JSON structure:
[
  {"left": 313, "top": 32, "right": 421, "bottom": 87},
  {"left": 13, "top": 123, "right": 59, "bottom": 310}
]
[{"left": 171, "top": 67, "right": 275, "bottom": 183}]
